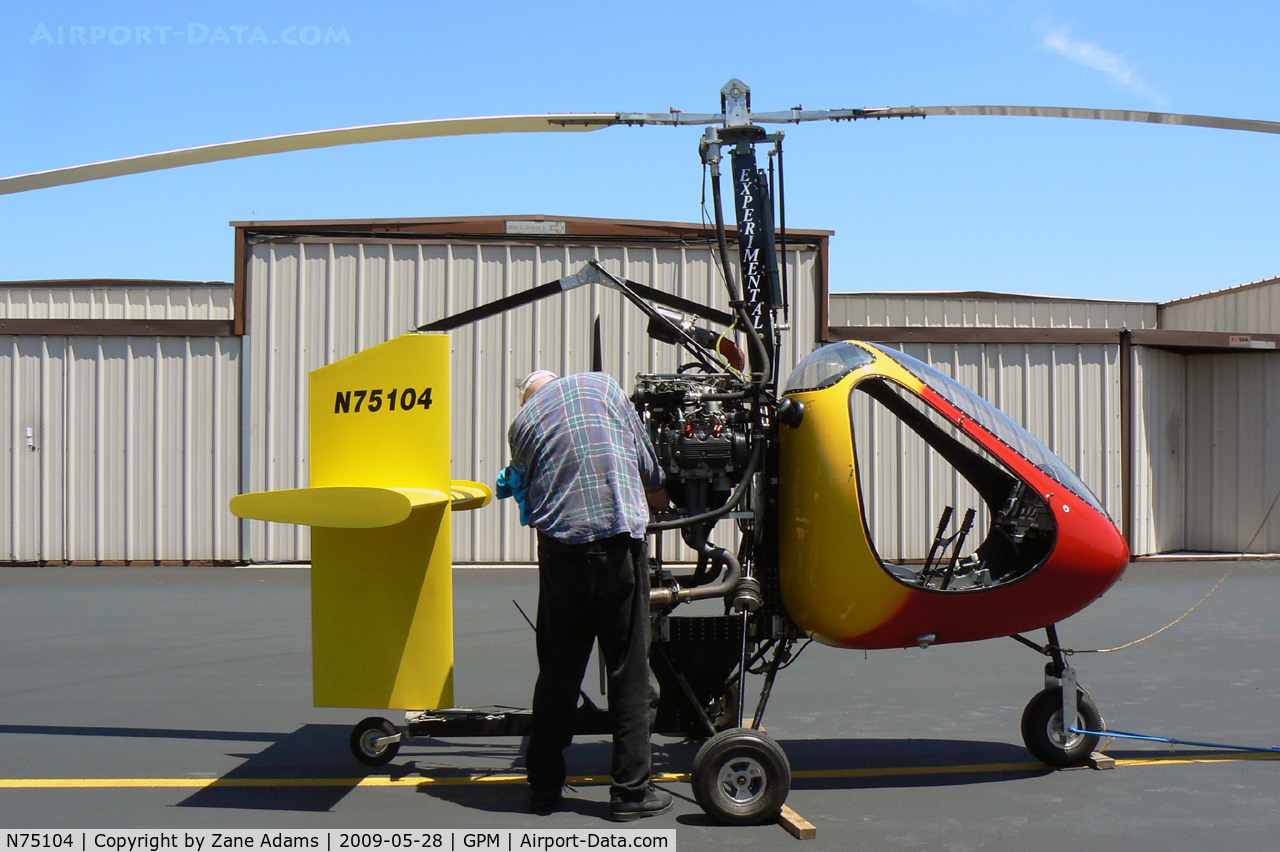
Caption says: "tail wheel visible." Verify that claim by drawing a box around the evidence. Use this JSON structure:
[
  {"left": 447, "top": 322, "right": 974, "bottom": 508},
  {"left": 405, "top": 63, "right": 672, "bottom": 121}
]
[
  {"left": 1021, "top": 687, "right": 1102, "bottom": 767},
  {"left": 350, "top": 716, "right": 401, "bottom": 766},
  {"left": 691, "top": 727, "right": 790, "bottom": 825}
]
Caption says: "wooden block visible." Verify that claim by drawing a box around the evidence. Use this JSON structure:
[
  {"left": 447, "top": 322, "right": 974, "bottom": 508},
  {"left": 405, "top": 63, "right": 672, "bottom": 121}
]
[
  {"left": 1088, "top": 751, "right": 1116, "bottom": 770},
  {"left": 778, "top": 804, "right": 817, "bottom": 840}
]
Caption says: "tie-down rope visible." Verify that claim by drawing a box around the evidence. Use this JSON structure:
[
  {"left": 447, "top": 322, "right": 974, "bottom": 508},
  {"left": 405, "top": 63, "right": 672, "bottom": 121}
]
[{"left": 1075, "top": 485, "right": 1280, "bottom": 655}]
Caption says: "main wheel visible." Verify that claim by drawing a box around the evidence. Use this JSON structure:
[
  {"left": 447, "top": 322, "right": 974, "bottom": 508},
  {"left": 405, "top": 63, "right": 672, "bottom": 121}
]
[
  {"left": 691, "top": 727, "right": 790, "bottom": 825},
  {"left": 1021, "top": 687, "right": 1102, "bottom": 767},
  {"left": 350, "top": 716, "right": 401, "bottom": 766}
]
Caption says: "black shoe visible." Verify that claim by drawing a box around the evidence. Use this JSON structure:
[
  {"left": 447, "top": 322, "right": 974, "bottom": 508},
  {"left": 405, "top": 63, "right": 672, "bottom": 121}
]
[
  {"left": 529, "top": 785, "right": 563, "bottom": 815},
  {"left": 609, "top": 786, "right": 672, "bottom": 822}
]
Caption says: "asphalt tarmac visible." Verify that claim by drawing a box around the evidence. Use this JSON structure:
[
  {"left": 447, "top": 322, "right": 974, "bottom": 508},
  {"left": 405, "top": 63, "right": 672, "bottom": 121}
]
[{"left": 1, "top": 560, "right": 1278, "bottom": 850}]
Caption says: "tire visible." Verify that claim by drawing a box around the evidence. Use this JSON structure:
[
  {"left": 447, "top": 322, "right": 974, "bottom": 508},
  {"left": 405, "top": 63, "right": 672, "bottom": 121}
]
[
  {"left": 691, "top": 727, "right": 791, "bottom": 825},
  {"left": 350, "top": 716, "right": 401, "bottom": 766},
  {"left": 1021, "top": 687, "right": 1102, "bottom": 767}
]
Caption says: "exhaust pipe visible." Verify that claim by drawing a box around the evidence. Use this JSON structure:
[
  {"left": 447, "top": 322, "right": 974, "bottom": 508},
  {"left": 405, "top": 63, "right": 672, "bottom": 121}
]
[{"left": 650, "top": 544, "right": 743, "bottom": 610}]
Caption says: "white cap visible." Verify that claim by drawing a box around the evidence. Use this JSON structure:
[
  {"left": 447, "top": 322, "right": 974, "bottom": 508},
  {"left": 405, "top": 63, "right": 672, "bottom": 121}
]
[{"left": 518, "top": 370, "right": 558, "bottom": 405}]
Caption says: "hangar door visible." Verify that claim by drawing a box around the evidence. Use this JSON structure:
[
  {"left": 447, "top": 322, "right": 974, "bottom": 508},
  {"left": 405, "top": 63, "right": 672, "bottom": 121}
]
[
  {"left": 1132, "top": 348, "right": 1280, "bottom": 554},
  {"left": 1185, "top": 352, "right": 1280, "bottom": 552},
  {"left": 1, "top": 335, "right": 240, "bottom": 563}
]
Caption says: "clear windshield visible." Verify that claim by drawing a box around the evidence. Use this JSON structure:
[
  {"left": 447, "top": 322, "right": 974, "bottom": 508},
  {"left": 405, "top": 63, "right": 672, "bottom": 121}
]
[
  {"left": 886, "top": 348, "right": 1107, "bottom": 515},
  {"left": 785, "top": 343, "right": 876, "bottom": 393}
]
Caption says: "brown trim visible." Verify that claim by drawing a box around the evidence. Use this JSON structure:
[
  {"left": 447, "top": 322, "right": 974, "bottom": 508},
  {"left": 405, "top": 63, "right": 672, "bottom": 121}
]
[
  {"left": 1159, "top": 275, "right": 1280, "bottom": 309},
  {"left": 838, "top": 290, "right": 1152, "bottom": 307},
  {"left": 817, "top": 236, "right": 830, "bottom": 344},
  {"left": 247, "top": 233, "right": 832, "bottom": 256},
  {"left": 829, "top": 325, "right": 1123, "bottom": 345},
  {"left": 234, "top": 226, "right": 249, "bottom": 336},
  {"left": 260, "top": 234, "right": 828, "bottom": 251},
  {"left": 0, "top": 318, "right": 235, "bottom": 337},
  {"left": 1119, "top": 329, "right": 1133, "bottom": 557},
  {"left": 0, "top": 278, "right": 231, "bottom": 289},
  {"left": 827, "top": 326, "right": 1280, "bottom": 350},
  {"left": 1129, "top": 329, "right": 1280, "bottom": 350},
  {"left": 231, "top": 213, "right": 833, "bottom": 241}
]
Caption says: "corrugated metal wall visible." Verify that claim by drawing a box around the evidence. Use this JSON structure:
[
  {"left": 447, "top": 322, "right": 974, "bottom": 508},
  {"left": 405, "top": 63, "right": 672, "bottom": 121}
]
[
  {"left": 1184, "top": 352, "right": 1280, "bottom": 553},
  {"left": 1130, "top": 347, "right": 1187, "bottom": 556},
  {"left": 5, "top": 260, "right": 1271, "bottom": 564},
  {"left": 1, "top": 334, "right": 241, "bottom": 562},
  {"left": 1160, "top": 278, "right": 1280, "bottom": 334},
  {"left": 1, "top": 283, "right": 234, "bottom": 320},
  {"left": 829, "top": 293, "right": 1156, "bottom": 329},
  {"left": 853, "top": 342, "right": 1123, "bottom": 561},
  {"left": 243, "top": 239, "right": 822, "bottom": 564}
]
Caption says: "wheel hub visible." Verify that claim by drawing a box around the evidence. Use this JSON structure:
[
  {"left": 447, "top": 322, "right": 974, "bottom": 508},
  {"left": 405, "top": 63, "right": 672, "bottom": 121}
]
[
  {"left": 717, "top": 756, "right": 766, "bottom": 805},
  {"left": 360, "top": 729, "right": 386, "bottom": 756},
  {"left": 1046, "top": 709, "right": 1085, "bottom": 750}
]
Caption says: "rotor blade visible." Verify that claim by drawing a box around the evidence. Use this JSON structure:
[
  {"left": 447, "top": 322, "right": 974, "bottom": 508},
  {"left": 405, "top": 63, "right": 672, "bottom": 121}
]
[
  {"left": 887, "top": 105, "right": 1280, "bottom": 136},
  {"left": 0, "top": 114, "right": 615, "bottom": 195},
  {"left": 741, "top": 104, "right": 1280, "bottom": 136}
]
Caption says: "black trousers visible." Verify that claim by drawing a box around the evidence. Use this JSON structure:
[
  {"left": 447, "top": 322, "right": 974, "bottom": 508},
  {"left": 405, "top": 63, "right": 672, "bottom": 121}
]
[{"left": 526, "top": 532, "right": 658, "bottom": 800}]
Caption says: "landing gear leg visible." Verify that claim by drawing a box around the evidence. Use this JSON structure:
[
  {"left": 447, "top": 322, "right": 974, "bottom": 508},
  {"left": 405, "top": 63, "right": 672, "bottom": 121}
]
[
  {"left": 1018, "top": 625, "right": 1103, "bottom": 767},
  {"left": 692, "top": 636, "right": 796, "bottom": 825}
]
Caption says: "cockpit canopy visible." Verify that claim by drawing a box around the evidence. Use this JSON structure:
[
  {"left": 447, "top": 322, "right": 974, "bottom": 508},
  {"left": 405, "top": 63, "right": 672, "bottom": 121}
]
[
  {"left": 785, "top": 343, "right": 1105, "bottom": 514},
  {"left": 785, "top": 342, "right": 1114, "bottom": 593}
]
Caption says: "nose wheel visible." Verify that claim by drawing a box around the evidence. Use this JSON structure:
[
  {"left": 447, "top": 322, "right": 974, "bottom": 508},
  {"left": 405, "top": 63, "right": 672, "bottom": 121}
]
[
  {"left": 1016, "top": 624, "right": 1105, "bottom": 767},
  {"left": 1021, "top": 686, "right": 1102, "bottom": 767}
]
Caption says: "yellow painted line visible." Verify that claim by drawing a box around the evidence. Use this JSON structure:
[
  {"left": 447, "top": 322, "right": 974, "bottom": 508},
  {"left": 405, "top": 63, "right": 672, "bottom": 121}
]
[
  {"left": 0, "top": 772, "right": 689, "bottom": 790},
  {"left": 792, "top": 760, "right": 1044, "bottom": 779},
  {"left": 1, "top": 753, "right": 1273, "bottom": 791},
  {"left": 1115, "top": 751, "right": 1280, "bottom": 768}
]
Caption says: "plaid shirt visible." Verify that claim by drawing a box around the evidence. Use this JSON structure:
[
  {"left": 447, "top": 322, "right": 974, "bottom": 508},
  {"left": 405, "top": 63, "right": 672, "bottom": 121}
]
[{"left": 508, "top": 372, "right": 663, "bottom": 544}]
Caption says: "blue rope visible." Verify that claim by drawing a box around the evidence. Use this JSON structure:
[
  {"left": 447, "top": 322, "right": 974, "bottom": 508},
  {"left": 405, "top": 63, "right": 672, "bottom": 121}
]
[{"left": 1072, "top": 727, "right": 1280, "bottom": 754}]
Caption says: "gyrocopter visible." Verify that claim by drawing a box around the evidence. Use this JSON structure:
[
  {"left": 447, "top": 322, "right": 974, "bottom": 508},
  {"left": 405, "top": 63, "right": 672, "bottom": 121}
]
[{"left": 6, "top": 78, "right": 1279, "bottom": 826}]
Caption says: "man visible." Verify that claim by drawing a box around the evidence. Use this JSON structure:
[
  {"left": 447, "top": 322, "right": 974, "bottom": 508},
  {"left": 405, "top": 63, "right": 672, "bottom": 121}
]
[{"left": 504, "top": 369, "right": 671, "bottom": 821}]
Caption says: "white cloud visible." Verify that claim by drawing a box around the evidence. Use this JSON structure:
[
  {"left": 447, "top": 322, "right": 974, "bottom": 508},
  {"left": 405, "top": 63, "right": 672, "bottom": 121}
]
[{"left": 1043, "top": 28, "right": 1161, "bottom": 102}]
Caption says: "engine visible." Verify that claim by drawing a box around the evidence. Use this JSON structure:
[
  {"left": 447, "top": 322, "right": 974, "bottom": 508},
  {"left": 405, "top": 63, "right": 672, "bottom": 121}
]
[{"left": 632, "top": 373, "right": 753, "bottom": 514}]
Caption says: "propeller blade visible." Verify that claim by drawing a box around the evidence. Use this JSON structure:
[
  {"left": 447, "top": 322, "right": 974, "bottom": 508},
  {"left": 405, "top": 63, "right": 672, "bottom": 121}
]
[
  {"left": 417, "top": 271, "right": 733, "bottom": 334},
  {"left": 0, "top": 113, "right": 616, "bottom": 195},
  {"left": 592, "top": 316, "right": 603, "bottom": 373}
]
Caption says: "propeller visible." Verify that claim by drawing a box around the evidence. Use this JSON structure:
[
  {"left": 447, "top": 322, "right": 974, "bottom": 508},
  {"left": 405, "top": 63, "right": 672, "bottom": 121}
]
[{"left": 4, "top": 78, "right": 1280, "bottom": 196}]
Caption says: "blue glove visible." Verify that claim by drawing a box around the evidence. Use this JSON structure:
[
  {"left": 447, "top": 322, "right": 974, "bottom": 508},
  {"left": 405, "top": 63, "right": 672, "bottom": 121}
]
[{"left": 496, "top": 465, "right": 532, "bottom": 526}]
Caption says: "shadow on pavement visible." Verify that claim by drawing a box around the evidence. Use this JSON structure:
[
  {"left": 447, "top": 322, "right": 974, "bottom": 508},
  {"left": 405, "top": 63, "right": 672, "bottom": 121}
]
[
  {"left": 781, "top": 736, "right": 1051, "bottom": 790},
  {"left": 178, "top": 723, "right": 368, "bottom": 812},
  {"left": 0, "top": 722, "right": 1056, "bottom": 813},
  {"left": 0, "top": 723, "right": 279, "bottom": 743}
]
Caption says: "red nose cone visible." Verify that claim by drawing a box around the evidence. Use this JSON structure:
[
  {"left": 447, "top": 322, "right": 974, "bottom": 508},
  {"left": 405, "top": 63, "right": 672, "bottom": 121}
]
[{"left": 1040, "top": 487, "right": 1130, "bottom": 614}]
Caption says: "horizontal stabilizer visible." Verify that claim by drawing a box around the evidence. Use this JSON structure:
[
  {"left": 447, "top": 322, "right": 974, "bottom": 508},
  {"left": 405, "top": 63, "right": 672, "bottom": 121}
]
[
  {"left": 230, "top": 486, "right": 450, "bottom": 528},
  {"left": 449, "top": 480, "right": 494, "bottom": 511},
  {"left": 231, "top": 481, "right": 492, "bottom": 527}
]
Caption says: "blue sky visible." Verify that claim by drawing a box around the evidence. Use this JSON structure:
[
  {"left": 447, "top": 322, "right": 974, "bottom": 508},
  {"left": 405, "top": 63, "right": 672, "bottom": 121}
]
[{"left": 3, "top": 1, "right": 1279, "bottom": 303}]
